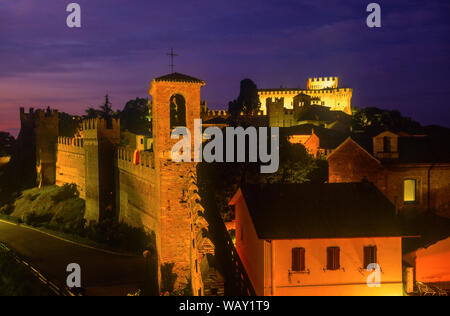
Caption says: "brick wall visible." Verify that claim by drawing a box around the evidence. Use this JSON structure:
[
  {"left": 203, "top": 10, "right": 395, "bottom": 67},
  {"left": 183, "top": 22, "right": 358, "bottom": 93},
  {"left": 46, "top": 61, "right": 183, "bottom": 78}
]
[
  {"left": 328, "top": 139, "right": 450, "bottom": 218},
  {"left": 56, "top": 137, "right": 86, "bottom": 198}
]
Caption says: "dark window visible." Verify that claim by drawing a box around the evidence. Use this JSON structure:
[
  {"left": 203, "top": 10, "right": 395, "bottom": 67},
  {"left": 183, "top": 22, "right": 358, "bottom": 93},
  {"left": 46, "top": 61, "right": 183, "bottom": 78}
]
[
  {"left": 327, "top": 247, "right": 340, "bottom": 270},
  {"left": 292, "top": 248, "right": 306, "bottom": 272},
  {"left": 383, "top": 136, "right": 391, "bottom": 153},
  {"left": 364, "top": 246, "right": 377, "bottom": 269}
]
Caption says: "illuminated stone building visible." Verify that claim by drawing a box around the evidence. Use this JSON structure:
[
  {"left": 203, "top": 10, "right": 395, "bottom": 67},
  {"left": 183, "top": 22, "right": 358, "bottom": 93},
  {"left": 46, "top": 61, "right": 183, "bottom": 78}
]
[{"left": 258, "top": 77, "right": 353, "bottom": 116}]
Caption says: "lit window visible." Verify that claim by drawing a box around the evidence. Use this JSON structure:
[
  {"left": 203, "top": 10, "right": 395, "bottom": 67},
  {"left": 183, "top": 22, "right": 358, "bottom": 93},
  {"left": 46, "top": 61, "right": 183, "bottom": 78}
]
[
  {"left": 404, "top": 179, "right": 417, "bottom": 203},
  {"left": 364, "top": 246, "right": 377, "bottom": 269},
  {"left": 327, "top": 247, "right": 340, "bottom": 270},
  {"left": 292, "top": 248, "right": 306, "bottom": 272}
]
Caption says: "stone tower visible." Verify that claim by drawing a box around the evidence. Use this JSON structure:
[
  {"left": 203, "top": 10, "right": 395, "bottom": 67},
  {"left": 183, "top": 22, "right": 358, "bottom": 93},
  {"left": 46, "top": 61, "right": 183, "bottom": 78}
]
[
  {"left": 149, "top": 73, "right": 215, "bottom": 295},
  {"left": 82, "top": 118, "right": 120, "bottom": 223},
  {"left": 19, "top": 107, "right": 59, "bottom": 188}
]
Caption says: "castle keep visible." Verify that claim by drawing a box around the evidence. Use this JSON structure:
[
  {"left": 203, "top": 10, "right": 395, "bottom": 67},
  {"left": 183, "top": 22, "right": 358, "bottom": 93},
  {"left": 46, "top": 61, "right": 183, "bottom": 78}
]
[
  {"left": 258, "top": 77, "right": 353, "bottom": 117},
  {"left": 21, "top": 73, "right": 218, "bottom": 296}
]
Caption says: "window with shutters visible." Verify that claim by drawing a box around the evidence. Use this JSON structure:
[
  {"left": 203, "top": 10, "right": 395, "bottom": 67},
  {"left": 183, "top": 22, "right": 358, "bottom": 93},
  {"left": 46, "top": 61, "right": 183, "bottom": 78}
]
[
  {"left": 327, "top": 247, "right": 340, "bottom": 271},
  {"left": 291, "top": 248, "right": 306, "bottom": 272},
  {"left": 364, "top": 246, "right": 377, "bottom": 269}
]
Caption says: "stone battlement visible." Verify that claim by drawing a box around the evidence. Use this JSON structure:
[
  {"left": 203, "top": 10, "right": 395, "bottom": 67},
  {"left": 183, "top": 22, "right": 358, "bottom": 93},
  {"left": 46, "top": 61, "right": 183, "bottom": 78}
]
[
  {"left": 20, "top": 107, "right": 59, "bottom": 128},
  {"left": 259, "top": 87, "right": 352, "bottom": 95},
  {"left": 117, "top": 148, "right": 155, "bottom": 170},
  {"left": 57, "top": 137, "right": 84, "bottom": 156},
  {"left": 202, "top": 109, "right": 229, "bottom": 116},
  {"left": 58, "top": 136, "right": 84, "bottom": 147},
  {"left": 81, "top": 118, "right": 120, "bottom": 131},
  {"left": 308, "top": 77, "right": 338, "bottom": 82},
  {"left": 20, "top": 107, "right": 59, "bottom": 119}
]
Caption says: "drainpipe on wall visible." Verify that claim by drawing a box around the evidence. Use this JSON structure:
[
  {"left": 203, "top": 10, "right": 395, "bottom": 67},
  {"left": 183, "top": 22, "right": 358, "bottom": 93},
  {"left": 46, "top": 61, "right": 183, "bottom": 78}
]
[{"left": 427, "top": 164, "right": 435, "bottom": 212}]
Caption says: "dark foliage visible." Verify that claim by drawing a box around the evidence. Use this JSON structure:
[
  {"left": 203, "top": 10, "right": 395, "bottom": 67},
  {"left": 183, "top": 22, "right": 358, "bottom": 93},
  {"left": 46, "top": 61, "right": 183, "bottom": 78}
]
[
  {"left": 119, "top": 98, "right": 151, "bottom": 135},
  {"left": 228, "top": 79, "right": 261, "bottom": 120},
  {"left": 160, "top": 262, "right": 177, "bottom": 294},
  {"left": 0, "top": 132, "right": 15, "bottom": 157},
  {"left": 25, "top": 212, "right": 54, "bottom": 227},
  {"left": 51, "top": 183, "right": 79, "bottom": 203},
  {"left": 58, "top": 113, "right": 81, "bottom": 137},
  {"left": 0, "top": 249, "right": 54, "bottom": 296},
  {"left": 85, "top": 94, "right": 118, "bottom": 120},
  {"left": 352, "top": 107, "right": 422, "bottom": 135},
  {"left": 85, "top": 218, "right": 154, "bottom": 253}
]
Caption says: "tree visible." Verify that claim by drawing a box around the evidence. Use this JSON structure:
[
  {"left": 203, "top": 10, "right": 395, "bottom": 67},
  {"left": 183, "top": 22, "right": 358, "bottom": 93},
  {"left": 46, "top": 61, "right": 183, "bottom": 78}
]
[
  {"left": 99, "top": 94, "right": 114, "bottom": 119},
  {"left": 119, "top": 98, "right": 151, "bottom": 135},
  {"left": 84, "top": 94, "right": 117, "bottom": 121},
  {"left": 85, "top": 107, "right": 99, "bottom": 119},
  {"left": 247, "top": 135, "right": 320, "bottom": 184},
  {"left": 352, "top": 107, "right": 422, "bottom": 135},
  {"left": 228, "top": 79, "right": 261, "bottom": 118},
  {"left": 0, "top": 132, "right": 15, "bottom": 157}
]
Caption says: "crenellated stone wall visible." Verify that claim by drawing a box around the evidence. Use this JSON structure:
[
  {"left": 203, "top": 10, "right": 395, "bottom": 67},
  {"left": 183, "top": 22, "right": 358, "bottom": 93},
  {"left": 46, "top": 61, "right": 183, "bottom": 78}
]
[{"left": 56, "top": 137, "right": 86, "bottom": 198}]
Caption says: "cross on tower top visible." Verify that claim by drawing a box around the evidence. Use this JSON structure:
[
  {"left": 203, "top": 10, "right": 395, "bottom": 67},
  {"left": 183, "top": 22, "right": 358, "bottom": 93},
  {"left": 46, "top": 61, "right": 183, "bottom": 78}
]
[{"left": 167, "top": 48, "right": 178, "bottom": 73}]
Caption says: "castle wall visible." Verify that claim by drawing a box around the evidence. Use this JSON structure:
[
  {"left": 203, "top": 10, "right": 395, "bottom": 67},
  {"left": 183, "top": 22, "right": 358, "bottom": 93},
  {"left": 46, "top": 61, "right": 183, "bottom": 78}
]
[
  {"left": 56, "top": 137, "right": 86, "bottom": 198},
  {"left": 19, "top": 108, "right": 59, "bottom": 187},
  {"left": 116, "top": 148, "right": 159, "bottom": 233},
  {"left": 259, "top": 88, "right": 352, "bottom": 115},
  {"left": 267, "top": 97, "right": 296, "bottom": 127},
  {"left": 83, "top": 118, "right": 120, "bottom": 223}
]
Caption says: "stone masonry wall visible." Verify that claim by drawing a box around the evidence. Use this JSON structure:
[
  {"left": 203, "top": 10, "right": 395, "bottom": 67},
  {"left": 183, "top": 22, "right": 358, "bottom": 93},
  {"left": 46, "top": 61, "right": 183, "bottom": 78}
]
[{"left": 56, "top": 137, "right": 86, "bottom": 198}]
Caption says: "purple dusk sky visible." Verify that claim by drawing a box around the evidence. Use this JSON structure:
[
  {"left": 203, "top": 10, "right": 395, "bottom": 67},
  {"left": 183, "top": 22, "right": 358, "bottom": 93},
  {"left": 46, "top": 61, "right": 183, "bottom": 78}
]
[{"left": 0, "top": 0, "right": 449, "bottom": 136}]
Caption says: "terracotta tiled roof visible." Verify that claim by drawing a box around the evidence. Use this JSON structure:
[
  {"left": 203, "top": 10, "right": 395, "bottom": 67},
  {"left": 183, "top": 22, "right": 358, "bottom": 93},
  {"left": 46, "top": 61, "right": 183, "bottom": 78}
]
[{"left": 154, "top": 72, "right": 205, "bottom": 84}]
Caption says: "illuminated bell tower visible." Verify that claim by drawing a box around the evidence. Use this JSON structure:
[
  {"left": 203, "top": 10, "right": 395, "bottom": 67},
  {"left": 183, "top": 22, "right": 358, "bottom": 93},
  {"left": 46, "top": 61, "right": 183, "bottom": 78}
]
[{"left": 149, "top": 73, "right": 213, "bottom": 295}]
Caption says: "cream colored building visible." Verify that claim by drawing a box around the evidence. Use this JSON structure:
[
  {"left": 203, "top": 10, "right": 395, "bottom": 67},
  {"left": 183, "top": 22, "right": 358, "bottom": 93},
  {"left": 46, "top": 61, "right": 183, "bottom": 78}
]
[
  {"left": 258, "top": 77, "right": 352, "bottom": 115},
  {"left": 230, "top": 182, "right": 405, "bottom": 296}
]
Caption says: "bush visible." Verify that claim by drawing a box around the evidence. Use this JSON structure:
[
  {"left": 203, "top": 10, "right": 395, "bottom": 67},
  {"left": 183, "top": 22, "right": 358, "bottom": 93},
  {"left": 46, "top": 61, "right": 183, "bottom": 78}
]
[
  {"left": 0, "top": 249, "right": 54, "bottom": 296},
  {"left": 25, "top": 212, "right": 53, "bottom": 227},
  {"left": 51, "top": 183, "right": 79, "bottom": 203},
  {"left": 86, "top": 219, "right": 154, "bottom": 253},
  {"left": 0, "top": 204, "right": 14, "bottom": 215},
  {"left": 6, "top": 185, "right": 154, "bottom": 254}
]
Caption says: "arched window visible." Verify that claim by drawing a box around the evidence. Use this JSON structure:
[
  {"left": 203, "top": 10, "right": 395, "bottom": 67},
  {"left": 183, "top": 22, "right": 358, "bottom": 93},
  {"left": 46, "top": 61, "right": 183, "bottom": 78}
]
[{"left": 170, "top": 94, "right": 186, "bottom": 128}]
